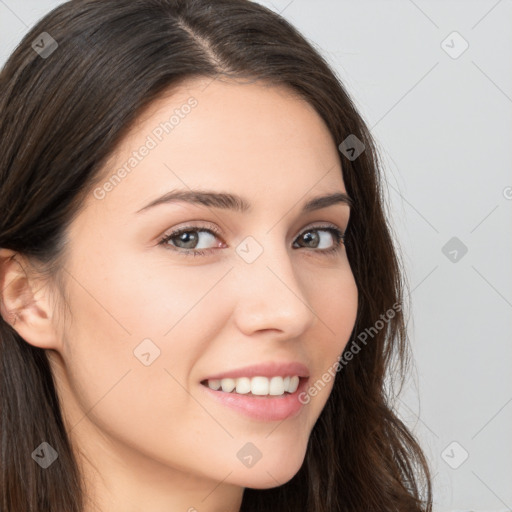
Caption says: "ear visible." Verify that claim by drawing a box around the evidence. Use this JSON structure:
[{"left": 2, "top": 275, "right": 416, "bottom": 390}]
[{"left": 0, "top": 248, "right": 60, "bottom": 350}]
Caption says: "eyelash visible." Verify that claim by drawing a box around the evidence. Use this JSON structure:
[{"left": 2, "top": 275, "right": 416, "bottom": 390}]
[{"left": 157, "top": 224, "right": 346, "bottom": 258}]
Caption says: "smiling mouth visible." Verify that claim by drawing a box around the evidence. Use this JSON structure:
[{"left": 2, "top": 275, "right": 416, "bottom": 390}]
[{"left": 200, "top": 375, "right": 303, "bottom": 397}]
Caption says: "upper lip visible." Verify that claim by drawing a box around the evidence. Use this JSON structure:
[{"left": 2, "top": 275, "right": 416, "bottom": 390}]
[{"left": 201, "top": 361, "right": 310, "bottom": 381}]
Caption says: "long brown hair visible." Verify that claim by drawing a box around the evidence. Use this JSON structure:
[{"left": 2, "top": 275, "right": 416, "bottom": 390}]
[{"left": 0, "top": 0, "right": 433, "bottom": 510}]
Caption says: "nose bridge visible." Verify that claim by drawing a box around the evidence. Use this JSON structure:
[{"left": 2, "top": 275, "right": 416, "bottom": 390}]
[{"left": 231, "top": 232, "right": 316, "bottom": 337}]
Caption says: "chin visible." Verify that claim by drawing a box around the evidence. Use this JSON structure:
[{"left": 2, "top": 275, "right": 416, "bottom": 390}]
[
  {"left": 235, "top": 454, "right": 306, "bottom": 490},
  {"left": 242, "top": 468, "right": 302, "bottom": 490}
]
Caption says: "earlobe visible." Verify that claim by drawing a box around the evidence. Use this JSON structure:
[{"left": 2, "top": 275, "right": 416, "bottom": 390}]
[{"left": 0, "top": 248, "right": 60, "bottom": 350}]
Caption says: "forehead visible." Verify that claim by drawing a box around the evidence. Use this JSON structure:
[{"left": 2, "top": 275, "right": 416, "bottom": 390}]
[{"left": 89, "top": 77, "right": 345, "bottom": 213}]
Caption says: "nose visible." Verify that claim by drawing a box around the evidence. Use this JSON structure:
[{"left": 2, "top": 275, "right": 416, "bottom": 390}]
[{"left": 230, "top": 236, "right": 317, "bottom": 340}]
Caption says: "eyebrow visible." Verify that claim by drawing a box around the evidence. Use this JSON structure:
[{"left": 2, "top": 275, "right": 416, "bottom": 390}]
[{"left": 136, "top": 189, "right": 353, "bottom": 214}]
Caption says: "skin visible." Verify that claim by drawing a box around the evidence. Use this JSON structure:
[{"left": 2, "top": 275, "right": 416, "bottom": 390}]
[{"left": 0, "top": 77, "right": 358, "bottom": 512}]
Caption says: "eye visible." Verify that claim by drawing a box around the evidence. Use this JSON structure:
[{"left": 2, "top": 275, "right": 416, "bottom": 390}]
[
  {"left": 158, "top": 225, "right": 224, "bottom": 256},
  {"left": 293, "top": 226, "right": 345, "bottom": 255},
  {"left": 158, "top": 224, "right": 346, "bottom": 257}
]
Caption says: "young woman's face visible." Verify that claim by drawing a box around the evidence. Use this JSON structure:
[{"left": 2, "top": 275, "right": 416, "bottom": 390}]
[{"left": 48, "top": 77, "right": 358, "bottom": 508}]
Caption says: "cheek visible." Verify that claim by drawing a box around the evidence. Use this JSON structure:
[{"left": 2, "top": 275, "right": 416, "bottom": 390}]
[
  {"left": 315, "top": 264, "right": 358, "bottom": 350},
  {"left": 306, "top": 266, "right": 358, "bottom": 406},
  {"left": 64, "top": 239, "right": 228, "bottom": 350},
  {"left": 60, "top": 251, "right": 225, "bottom": 384},
  {"left": 58, "top": 248, "right": 231, "bottom": 422},
  {"left": 101, "top": 250, "right": 232, "bottom": 338},
  {"left": 57, "top": 272, "right": 227, "bottom": 473}
]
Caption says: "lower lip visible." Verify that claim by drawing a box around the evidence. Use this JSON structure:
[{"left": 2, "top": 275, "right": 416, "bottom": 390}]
[{"left": 199, "top": 378, "right": 309, "bottom": 422}]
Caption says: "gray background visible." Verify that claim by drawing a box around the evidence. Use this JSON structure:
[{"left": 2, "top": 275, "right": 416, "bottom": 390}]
[{"left": 1, "top": 1, "right": 511, "bottom": 510}]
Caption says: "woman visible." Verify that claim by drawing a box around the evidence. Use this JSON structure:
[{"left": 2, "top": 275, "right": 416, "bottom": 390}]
[{"left": 0, "top": 0, "right": 433, "bottom": 510}]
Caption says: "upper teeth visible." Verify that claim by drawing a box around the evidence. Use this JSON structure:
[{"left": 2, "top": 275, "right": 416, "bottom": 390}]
[{"left": 206, "top": 376, "right": 300, "bottom": 396}]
